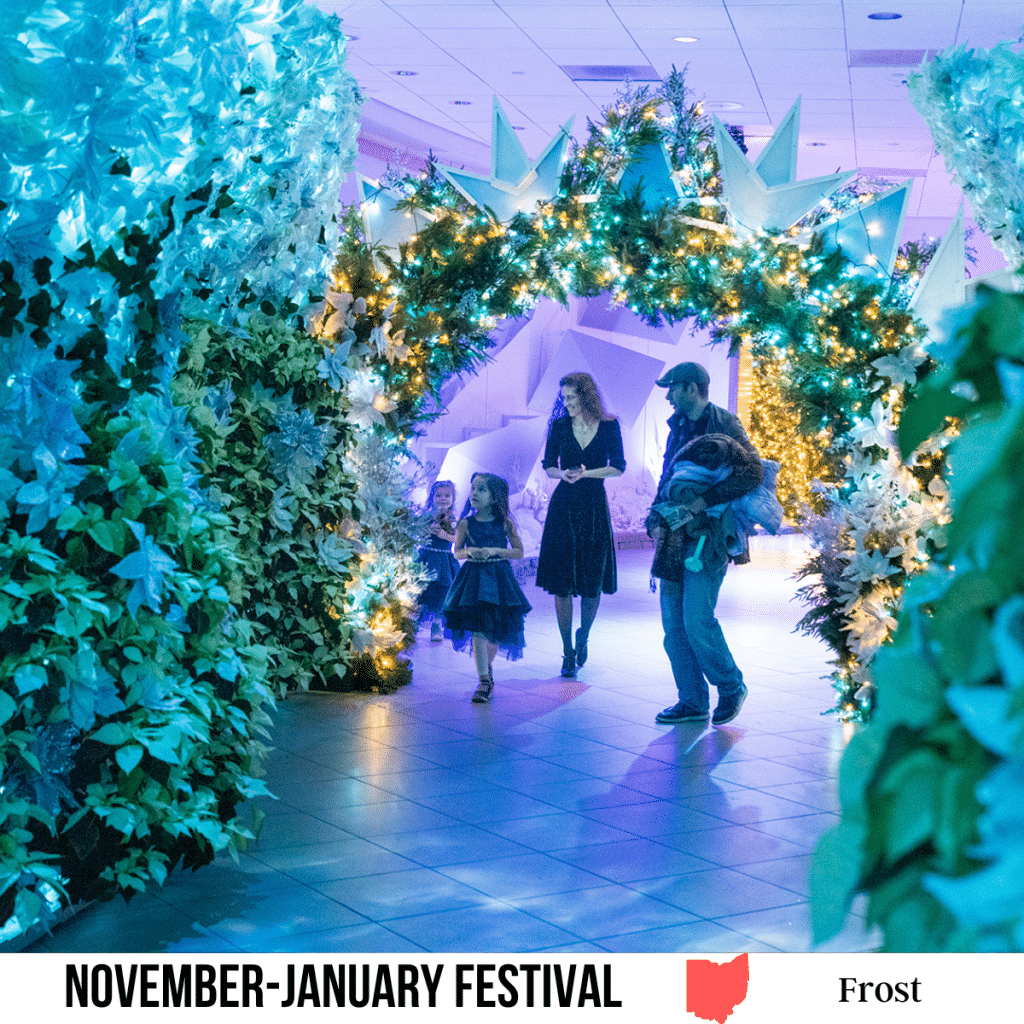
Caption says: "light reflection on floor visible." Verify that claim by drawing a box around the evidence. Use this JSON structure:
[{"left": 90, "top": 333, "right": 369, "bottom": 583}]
[{"left": 29, "top": 545, "right": 881, "bottom": 953}]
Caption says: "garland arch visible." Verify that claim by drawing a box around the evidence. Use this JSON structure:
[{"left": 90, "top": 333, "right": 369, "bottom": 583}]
[{"left": 319, "top": 71, "right": 960, "bottom": 717}]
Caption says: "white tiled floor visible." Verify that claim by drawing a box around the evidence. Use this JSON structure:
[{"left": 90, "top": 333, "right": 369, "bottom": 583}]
[{"left": 28, "top": 546, "right": 881, "bottom": 954}]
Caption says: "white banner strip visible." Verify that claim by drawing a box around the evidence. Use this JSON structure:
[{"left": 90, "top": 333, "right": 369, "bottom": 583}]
[{"left": 3, "top": 952, "right": 1021, "bottom": 1021}]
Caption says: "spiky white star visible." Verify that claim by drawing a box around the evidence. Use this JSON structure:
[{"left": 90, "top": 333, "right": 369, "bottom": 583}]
[
  {"left": 358, "top": 174, "right": 435, "bottom": 251},
  {"left": 713, "top": 98, "right": 857, "bottom": 234},
  {"left": 439, "top": 98, "right": 573, "bottom": 222}
]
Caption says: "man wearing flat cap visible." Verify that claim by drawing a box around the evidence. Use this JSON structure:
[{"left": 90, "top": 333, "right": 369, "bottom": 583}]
[{"left": 646, "top": 362, "right": 762, "bottom": 726}]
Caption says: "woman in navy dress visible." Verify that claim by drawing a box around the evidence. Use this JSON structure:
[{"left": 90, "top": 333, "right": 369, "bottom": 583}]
[
  {"left": 535, "top": 372, "right": 625, "bottom": 678},
  {"left": 443, "top": 473, "right": 532, "bottom": 703}
]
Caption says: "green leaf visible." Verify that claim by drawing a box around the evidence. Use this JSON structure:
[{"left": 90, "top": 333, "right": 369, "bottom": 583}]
[
  {"left": 88, "top": 519, "right": 126, "bottom": 556},
  {"left": 871, "top": 648, "right": 946, "bottom": 729},
  {"left": 880, "top": 750, "right": 941, "bottom": 861},
  {"left": 13, "top": 664, "right": 47, "bottom": 695},
  {"left": 810, "top": 820, "right": 866, "bottom": 944},
  {"left": 115, "top": 745, "right": 144, "bottom": 775},
  {"left": 898, "top": 384, "right": 975, "bottom": 458},
  {"left": 91, "top": 723, "right": 130, "bottom": 745},
  {"left": 0, "top": 690, "right": 18, "bottom": 727},
  {"left": 56, "top": 506, "right": 84, "bottom": 530}
]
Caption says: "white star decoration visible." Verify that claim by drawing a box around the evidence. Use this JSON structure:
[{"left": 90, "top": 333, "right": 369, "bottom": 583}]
[
  {"left": 713, "top": 98, "right": 857, "bottom": 234},
  {"left": 440, "top": 98, "right": 573, "bottom": 222},
  {"left": 908, "top": 202, "right": 966, "bottom": 332},
  {"left": 817, "top": 180, "right": 913, "bottom": 279},
  {"left": 616, "top": 141, "right": 684, "bottom": 208},
  {"left": 358, "top": 174, "right": 435, "bottom": 251}
]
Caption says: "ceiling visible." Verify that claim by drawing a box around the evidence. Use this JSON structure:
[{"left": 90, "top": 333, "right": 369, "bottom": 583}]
[{"left": 313, "top": 0, "right": 1021, "bottom": 269}]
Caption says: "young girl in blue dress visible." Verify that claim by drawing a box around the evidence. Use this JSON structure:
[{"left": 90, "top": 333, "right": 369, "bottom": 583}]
[
  {"left": 417, "top": 480, "right": 459, "bottom": 642},
  {"left": 442, "top": 473, "right": 532, "bottom": 703}
]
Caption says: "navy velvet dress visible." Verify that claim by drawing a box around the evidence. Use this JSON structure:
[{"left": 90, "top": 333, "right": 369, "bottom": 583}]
[
  {"left": 442, "top": 516, "right": 532, "bottom": 660},
  {"left": 417, "top": 531, "right": 459, "bottom": 618},
  {"left": 535, "top": 416, "right": 626, "bottom": 598}
]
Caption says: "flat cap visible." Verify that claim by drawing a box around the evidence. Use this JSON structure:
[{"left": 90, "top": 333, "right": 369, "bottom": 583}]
[{"left": 654, "top": 361, "right": 710, "bottom": 390}]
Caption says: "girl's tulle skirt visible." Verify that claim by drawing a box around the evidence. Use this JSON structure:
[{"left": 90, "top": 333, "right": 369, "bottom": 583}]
[{"left": 442, "top": 559, "right": 532, "bottom": 661}]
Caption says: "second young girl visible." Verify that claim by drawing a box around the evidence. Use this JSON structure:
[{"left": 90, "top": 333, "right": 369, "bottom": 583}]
[
  {"left": 417, "top": 480, "right": 459, "bottom": 642},
  {"left": 442, "top": 473, "right": 532, "bottom": 703}
]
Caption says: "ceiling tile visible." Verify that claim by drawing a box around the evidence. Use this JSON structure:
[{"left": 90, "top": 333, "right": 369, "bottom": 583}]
[
  {"left": 728, "top": 5, "right": 845, "bottom": 30},
  {"left": 956, "top": 4, "right": 1024, "bottom": 48},
  {"left": 540, "top": 47, "right": 652, "bottom": 65},
  {"left": 474, "top": 74, "right": 579, "bottom": 96},
  {"left": 734, "top": 27, "right": 848, "bottom": 49},
  {"left": 350, "top": 45, "right": 459, "bottom": 66},
  {"left": 843, "top": 4, "right": 963, "bottom": 50},
  {"left": 499, "top": 4, "right": 623, "bottom": 29},
  {"left": 855, "top": 147, "right": 933, "bottom": 170},
  {"left": 744, "top": 48, "right": 849, "bottom": 73},
  {"left": 420, "top": 26, "right": 535, "bottom": 49},
  {"left": 527, "top": 28, "right": 640, "bottom": 50},
  {"left": 852, "top": 99, "right": 931, "bottom": 127},
  {"left": 613, "top": 6, "right": 735, "bottom": 31},
  {"left": 631, "top": 27, "right": 742, "bottom": 50},
  {"left": 849, "top": 67, "right": 917, "bottom": 101},
  {"left": 388, "top": 4, "right": 516, "bottom": 28}
]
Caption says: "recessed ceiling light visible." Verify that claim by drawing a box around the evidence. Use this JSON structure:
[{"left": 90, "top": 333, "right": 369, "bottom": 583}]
[
  {"left": 393, "top": 70, "right": 417, "bottom": 77},
  {"left": 706, "top": 101, "right": 743, "bottom": 111},
  {"left": 343, "top": 34, "right": 359, "bottom": 42},
  {"left": 805, "top": 141, "right": 828, "bottom": 147},
  {"left": 512, "top": 126, "right": 527, "bottom": 131},
  {"left": 512, "top": 71, "right": 525, "bottom": 75},
  {"left": 450, "top": 100, "right": 472, "bottom": 105},
  {"left": 673, "top": 36, "right": 699, "bottom": 43},
  {"left": 868, "top": 12, "right": 903, "bottom": 19}
]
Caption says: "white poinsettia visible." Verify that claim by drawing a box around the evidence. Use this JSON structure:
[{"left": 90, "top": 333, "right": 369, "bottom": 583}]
[
  {"left": 845, "top": 543, "right": 902, "bottom": 585},
  {"left": 844, "top": 592, "right": 899, "bottom": 661},
  {"left": 345, "top": 369, "right": 397, "bottom": 428},
  {"left": 871, "top": 343, "right": 925, "bottom": 390},
  {"left": 850, "top": 397, "right": 898, "bottom": 451}
]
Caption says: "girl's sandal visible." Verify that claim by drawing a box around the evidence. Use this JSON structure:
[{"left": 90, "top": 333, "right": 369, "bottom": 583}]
[{"left": 472, "top": 675, "right": 494, "bottom": 704}]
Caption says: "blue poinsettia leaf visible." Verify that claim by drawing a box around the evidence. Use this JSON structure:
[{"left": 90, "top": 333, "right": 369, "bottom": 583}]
[
  {"left": 316, "top": 338, "right": 353, "bottom": 391},
  {"left": 109, "top": 520, "right": 179, "bottom": 617},
  {"left": 15, "top": 443, "right": 87, "bottom": 532},
  {"left": 263, "top": 409, "right": 336, "bottom": 487},
  {"left": 62, "top": 648, "right": 124, "bottom": 731},
  {"left": 139, "top": 672, "right": 184, "bottom": 711}
]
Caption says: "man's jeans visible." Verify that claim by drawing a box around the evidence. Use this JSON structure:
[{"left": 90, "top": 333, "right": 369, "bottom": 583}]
[{"left": 659, "top": 556, "right": 744, "bottom": 712}]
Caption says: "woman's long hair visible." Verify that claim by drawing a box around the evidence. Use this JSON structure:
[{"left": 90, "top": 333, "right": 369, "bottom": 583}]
[
  {"left": 549, "top": 371, "right": 615, "bottom": 426},
  {"left": 461, "top": 472, "right": 514, "bottom": 529}
]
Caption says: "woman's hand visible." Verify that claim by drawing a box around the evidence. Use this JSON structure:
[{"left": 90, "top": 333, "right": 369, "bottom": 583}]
[{"left": 562, "top": 467, "right": 584, "bottom": 484}]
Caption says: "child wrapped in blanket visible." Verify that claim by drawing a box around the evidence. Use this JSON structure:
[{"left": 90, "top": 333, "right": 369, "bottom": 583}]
[{"left": 651, "top": 433, "right": 783, "bottom": 571}]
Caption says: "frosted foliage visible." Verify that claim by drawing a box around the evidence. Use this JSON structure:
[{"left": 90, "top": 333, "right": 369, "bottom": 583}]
[
  {"left": 0, "top": 0, "right": 362, "bottom": 315},
  {"left": 908, "top": 43, "right": 1024, "bottom": 268}
]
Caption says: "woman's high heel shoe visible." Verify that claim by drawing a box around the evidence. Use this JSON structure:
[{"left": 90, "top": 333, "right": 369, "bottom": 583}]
[
  {"left": 575, "top": 629, "right": 588, "bottom": 667},
  {"left": 560, "top": 652, "right": 576, "bottom": 678}
]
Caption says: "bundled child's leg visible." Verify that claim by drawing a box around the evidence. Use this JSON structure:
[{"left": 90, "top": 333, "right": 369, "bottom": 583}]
[{"left": 471, "top": 633, "right": 496, "bottom": 703}]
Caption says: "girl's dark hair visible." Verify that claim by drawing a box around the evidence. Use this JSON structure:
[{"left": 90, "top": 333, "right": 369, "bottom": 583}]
[
  {"left": 549, "top": 371, "right": 615, "bottom": 426},
  {"left": 461, "top": 472, "right": 515, "bottom": 529}
]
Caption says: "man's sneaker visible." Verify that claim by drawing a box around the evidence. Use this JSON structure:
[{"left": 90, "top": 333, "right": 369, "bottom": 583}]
[
  {"left": 655, "top": 701, "right": 709, "bottom": 724},
  {"left": 712, "top": 683, "right": 748, "bottom": 725}
]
